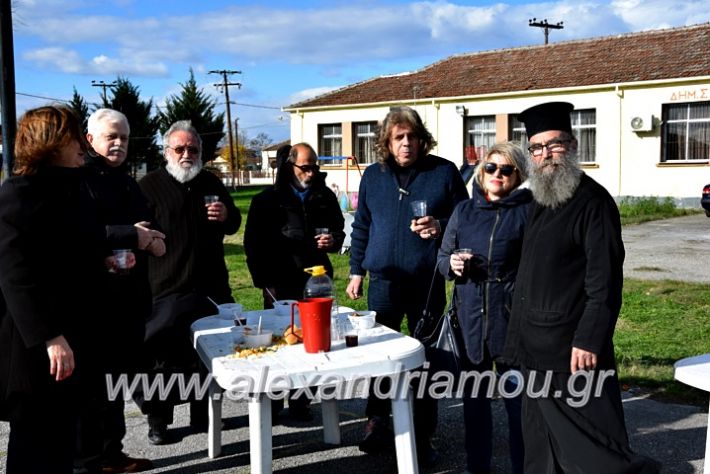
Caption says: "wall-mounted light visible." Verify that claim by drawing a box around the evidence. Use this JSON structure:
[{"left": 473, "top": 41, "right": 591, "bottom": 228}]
[{"left": 456, "top": 105, "right": 467, "bottom": 116}]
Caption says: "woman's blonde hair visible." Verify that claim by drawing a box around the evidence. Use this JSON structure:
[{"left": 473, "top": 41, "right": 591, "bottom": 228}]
[{"left": 472, "top": 141, "right": 528, "bottom": 192}]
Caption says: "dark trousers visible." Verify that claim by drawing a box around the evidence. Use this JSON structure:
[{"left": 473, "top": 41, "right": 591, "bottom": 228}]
[
  {"left": 462, "top": 352, "right": 523, "bottom": 474},
  {"left": 522, "top": 368, "right": 659, "bottom": 474},
  {"left": 75, "top": 390, "right": 127, "bottom": 470},
  {"left": 6, "top": 392, "right": 76, "bottom": 474},
  {"left": 365, "top": 273, "right": 445, "bottom": 442}
]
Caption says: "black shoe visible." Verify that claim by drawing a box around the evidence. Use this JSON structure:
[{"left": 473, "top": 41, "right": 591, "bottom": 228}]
[
  {"left": 358, "top": 416, "right": 395, "bottom": 454},
  {"left": 147, "top": 422, "right": 168, "bottom": 445},
  {"left": 417, "top": 440, "right": 440, "bottom": 468}
]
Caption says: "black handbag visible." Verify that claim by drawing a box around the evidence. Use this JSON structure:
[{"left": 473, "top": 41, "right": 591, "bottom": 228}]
[{"left": 413, "top": 270, "right": 466, "bottom": 375}]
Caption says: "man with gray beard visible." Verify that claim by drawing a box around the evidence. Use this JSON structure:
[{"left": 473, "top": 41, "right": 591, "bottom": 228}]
[
  {"left": 137, "top": 120, "right": 241, "bottom": 445},
  {"left": 504, "top": 102, "right": 658, "bottom": 473}
]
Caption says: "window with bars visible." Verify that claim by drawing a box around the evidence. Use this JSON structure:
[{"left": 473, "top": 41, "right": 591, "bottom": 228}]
[
  {"left": 353, "top": 122, "right": 377, "bottom": 164},
  {"left": 318, "top": 124, "right": 343, "bottom": 166},
  {"left": 509, "top": 116, "right": 529, "bottom": 153},
  {"left": 571, "top": 109, "right": 596, "bottom": 163},
  {"left": 464, "top": 115, "right": 496, "bottom": 165},
  {"left": 661, "top": 102, "right": 710, "bottom": 162}
]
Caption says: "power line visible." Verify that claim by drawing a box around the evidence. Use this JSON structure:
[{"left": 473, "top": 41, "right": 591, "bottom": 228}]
[
  {"left": 16, "top": 91, "right": 70, "bottom": 103},
  {"left": 91, "top": 80, "right": 118, "bottom": 104}
]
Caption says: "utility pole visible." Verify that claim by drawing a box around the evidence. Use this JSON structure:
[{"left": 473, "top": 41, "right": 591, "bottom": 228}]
[
  {"left": 528, "top": 18, "right": 564, "bottom": 45},
  {"left": 234, "top": 118, "right": 239, "bottom": 180},
  {"left": 91, "top": 80, "right": 118, "bottom": 105},
  {"left": 209, "top": 69, "right": 241, "bottom": 188},
  {"left": 0, "top": 0, "right": 17, "bottom": 181}
]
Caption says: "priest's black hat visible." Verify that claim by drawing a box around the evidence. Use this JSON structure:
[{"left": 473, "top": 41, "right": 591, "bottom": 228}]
[{"left": 517, "top": 101, "right": 574, "bottom": 139}]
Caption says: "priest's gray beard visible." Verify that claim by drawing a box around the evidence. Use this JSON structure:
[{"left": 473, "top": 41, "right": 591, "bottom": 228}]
[
  {"left": 527, "top": 149, "right": 583, "bottom": 209},
  {"left": 166, "top": 158, "right": 203, "bottom": 183}
]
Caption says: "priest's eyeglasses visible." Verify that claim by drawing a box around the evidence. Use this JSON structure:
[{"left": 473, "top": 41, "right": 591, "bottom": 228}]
[{"left": 527, "top": 139, "right": 571, "bottom": 157}]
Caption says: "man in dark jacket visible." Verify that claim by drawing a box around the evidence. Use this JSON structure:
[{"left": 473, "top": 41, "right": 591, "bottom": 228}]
[
  {"left": 75, "top": 108, "right": 165, "bottom": 473},
  {"left": 244, "top": 142, "right": 344, "bottom": 420},
  {"left": 346, "top": 106, "right": 469, "bottom": 466},
  {"left": 504, "top": 101, "right": 658, "bottom": 473},
  {"left": 245, "top": 142, "right": 344, "bottom": 305},
  {"left": 138, "top": 120, "right": 241, "bottom": 445}
]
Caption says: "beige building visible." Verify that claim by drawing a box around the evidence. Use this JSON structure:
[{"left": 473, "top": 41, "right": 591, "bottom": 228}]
[{"left": 284, "top": 23, "right": 710, "bottom": 204}]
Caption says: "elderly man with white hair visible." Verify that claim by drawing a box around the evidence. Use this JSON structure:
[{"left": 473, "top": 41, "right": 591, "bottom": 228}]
[
  {"left": 74, "top": 108, "right": 165, "bottom": 473},
  {"left": 137, "top": 120, "right": 241, "bottom": 445}
]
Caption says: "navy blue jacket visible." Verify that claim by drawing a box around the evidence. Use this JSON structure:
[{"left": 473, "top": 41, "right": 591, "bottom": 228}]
[
  {"left": 437, "top": 184, "right": 532, "bottom": 364},
  {"left": 350, "top": 155, "right": 468, "bottom": 279}
]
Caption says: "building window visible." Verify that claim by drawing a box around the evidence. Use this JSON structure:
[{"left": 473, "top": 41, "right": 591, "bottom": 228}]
[
  {"left": 318, "top": 124, "right": 342, "bottom": 166},
  {"left": 571, "top": 109, "right": 596, "bottom": 163},
  {"left": 353, "top": 122, "right": 377, "bottom": 164},
  {"left": 662, "top": 102, "right": 710, "bottom": 162},
  {"left": 464, "top": 115, "right": 495, "bottom": 165},
  {"left": 509, "top": 116, "right": 529, "bottom": 153}
]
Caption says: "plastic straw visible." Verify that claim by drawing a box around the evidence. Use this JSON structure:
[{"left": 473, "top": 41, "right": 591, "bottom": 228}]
[
  {"left": 264, "top": 287, "right": 278, "bottom": 304},
  {"left": 257, "top": 315, "right": 263, "bottom": 335}
]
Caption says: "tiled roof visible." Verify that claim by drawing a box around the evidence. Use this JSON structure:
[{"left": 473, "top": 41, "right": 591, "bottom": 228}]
[{"left": 288, "top": 23, "right": 710, "bottom": 110}]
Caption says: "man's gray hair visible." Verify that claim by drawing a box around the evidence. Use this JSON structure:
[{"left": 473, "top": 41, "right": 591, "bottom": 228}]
[
  {"left": 163, "top": 120, "right": 202, "bottom": 150},
  {"left": 87, "top": 108, "right": 130, "bottom": 135}
]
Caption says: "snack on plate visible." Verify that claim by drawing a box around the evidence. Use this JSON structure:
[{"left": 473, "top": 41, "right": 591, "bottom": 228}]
[
  {"left": 283, "top": 325, "right": 303, "bottom": 345},
  {"left": 229, "top": 335, "right": 285, "bottom": 359}
]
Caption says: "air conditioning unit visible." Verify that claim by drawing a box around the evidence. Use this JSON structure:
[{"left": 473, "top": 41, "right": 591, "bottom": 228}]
[{"left": 630, "top": 114, "right": 654, "bottom": 132}]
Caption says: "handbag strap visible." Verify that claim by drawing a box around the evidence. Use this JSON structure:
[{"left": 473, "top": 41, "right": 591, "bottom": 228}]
[{"left": 422, "top": 266, "right": 456, "bottom": 321}]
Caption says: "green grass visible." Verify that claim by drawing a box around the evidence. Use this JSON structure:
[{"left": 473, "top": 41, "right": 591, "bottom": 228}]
[
  {"left": 225, "top": 187, "right": 710, "bottom": 405},
  {"left": 619, "top": 196, "right": 700, "bottom": 225},
  {"left": 616, "top": 280, "right": 710, "bottom": 404}
]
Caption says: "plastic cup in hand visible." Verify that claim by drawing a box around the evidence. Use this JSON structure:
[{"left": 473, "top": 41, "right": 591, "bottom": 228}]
[
  {"left": 411, "top": 200, "right": 428, "bottom": 219},
  {"left": 204, "top": 195, "right": 219, "bottom": 205},
  {"left": 112, "top": 249, "right": 130, "bottom": 275},
  {"left": 315, "top": 227, "right": 329, "bottom": 237},
  {"left": 454, "top": 248, "right": 474, "bottom": 274}
]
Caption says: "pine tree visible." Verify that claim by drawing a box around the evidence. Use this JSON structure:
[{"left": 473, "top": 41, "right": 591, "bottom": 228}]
[
  {"left": 68, "top": 87, "right": 89, "bottom": 133},
  {"left": 157, "top": 68, "right": 225, "bottom": 166},
  {"left": 104, "top": 77, "right": 161, "bottom": 173}
]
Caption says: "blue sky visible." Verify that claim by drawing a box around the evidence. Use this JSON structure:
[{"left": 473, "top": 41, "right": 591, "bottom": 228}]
[{"left": 10, "top": 0, "right": 710, "bottom": 143}]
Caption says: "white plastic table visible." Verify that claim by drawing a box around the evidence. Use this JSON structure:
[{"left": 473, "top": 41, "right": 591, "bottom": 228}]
[
  {"left": 674, "top": 353, "right": 710, "bottom": 473},
  {"left": 191, "top": 306, "right": 425, "bottom": 474}
]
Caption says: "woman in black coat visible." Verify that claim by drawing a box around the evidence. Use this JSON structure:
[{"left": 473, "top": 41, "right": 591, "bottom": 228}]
[
  {"left": 437, "top": 142, "right": 532, "bottom": 474},
  {"left": 0, "top": 106, "right": 109, "bottom": 473}
]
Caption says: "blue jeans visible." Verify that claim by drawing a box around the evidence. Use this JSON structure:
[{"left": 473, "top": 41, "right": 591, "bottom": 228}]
[{"left": 462, "top": 352, "right": 524, "bottom": 474}]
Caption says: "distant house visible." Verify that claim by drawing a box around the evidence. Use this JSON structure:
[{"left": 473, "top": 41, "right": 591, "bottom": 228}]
[
  {"left": 261, "top": 139, "right": 291, "bottom": 170},
  {"left": 284, "top": 23, "right": 710, "bottom": 203}
]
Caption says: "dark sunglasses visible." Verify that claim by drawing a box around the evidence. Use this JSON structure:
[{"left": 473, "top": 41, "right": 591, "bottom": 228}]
[
  {"left": 483, "top": 162, "right": 516, "bottom": 177},
  {"left": 291, "top": 162, "right": 320, "bottom": 173},
  {"left": 167, "top": 145, "right": 200, "bottom": 155}
]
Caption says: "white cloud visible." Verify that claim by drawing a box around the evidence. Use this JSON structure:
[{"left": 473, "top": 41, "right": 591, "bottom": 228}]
[
  {"left": 23, "top": 47, "right": 169, "bottom": 76},
  {"left": 289, "top": 86, "right": 342, "bottom": 105},
  {"left": 14, "top": 0, "right": 710, "bottom": 76}
]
